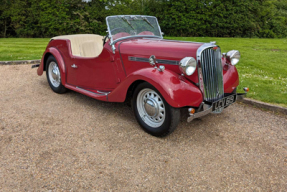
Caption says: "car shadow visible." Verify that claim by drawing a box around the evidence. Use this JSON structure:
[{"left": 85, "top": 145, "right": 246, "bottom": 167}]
[
  {"left": 37, "top": 76, "right": 222, "bottom": 142},
  {"left": 56, "top": 87, "right": 222, "bottom": 141}
]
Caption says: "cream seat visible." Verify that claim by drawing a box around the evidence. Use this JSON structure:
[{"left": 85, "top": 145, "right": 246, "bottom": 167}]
[{"left": 52, "top": 34, "right": 104, "bottom": 58}]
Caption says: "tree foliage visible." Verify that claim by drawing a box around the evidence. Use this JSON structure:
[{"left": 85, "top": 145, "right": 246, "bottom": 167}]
[{"left": 0, "top": 0, "right": 286, "bottom": 38}]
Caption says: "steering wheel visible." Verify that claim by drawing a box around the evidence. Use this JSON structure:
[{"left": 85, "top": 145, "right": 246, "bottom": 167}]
[{"left": 103, "top": 27, "right": 125, "bottom": 46}]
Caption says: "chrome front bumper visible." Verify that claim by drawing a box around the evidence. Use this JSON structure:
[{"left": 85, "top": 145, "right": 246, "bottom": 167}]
[
  {"left": 187, "top": 103, "right": 213, "bottom": 122},
  {"left": 187, "top": 92, "right": 247, "bottom": 122}
]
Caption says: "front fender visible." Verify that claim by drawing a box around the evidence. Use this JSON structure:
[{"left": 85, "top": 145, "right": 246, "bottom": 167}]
[
  {"left": 108, "top": 68, "right": 203, "bottom": 108},
  {"left": 223, "top": 65, "right": 239, "bottom": 93},
  {"left": 37, "top": 47, "right": 66, "bottom": 85}
]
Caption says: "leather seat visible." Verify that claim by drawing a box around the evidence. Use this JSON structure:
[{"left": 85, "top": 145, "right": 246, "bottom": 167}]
[{"left": 52, "top": 34, "right": 104, "bottom": 58}]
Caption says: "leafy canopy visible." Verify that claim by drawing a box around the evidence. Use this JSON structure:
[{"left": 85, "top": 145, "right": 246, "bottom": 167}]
[{"left": 0, "top": 0, "right": 286, "bottom": 38}]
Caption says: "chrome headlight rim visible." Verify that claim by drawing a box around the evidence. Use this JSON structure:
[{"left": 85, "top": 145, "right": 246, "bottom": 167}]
[
  {"left": 179, "top": 57, "right": 197, "bottom": 76},
  {"left": 226, "top": 50, "right": 240, "bottom": 66}
]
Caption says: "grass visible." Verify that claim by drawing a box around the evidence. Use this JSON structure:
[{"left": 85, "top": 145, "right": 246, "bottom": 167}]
[
  {"left": 0, "top": 38, "right": 50, "bottom": 61},
  {"left": 0, "top": 37, "right": 286, "bottom": 107}
]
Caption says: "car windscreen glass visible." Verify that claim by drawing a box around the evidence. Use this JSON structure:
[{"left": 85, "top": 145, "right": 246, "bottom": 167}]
[{"left": 106, "top": 16, "right": 162, "bottom": 41}]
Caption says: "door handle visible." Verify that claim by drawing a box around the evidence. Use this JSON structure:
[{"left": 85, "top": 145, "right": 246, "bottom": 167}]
[{"left": 71, "top": 64, "right": 78, "bottom": 68}]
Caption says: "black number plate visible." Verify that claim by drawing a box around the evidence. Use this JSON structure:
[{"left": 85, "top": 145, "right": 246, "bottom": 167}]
[{"left": 212, "top": 94, "right": 236, "bottom": 111}]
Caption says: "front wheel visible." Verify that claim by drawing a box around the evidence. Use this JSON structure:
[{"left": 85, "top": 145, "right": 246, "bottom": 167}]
[{"left": 132, "top": 82, "right": 180, "bottom": 137}]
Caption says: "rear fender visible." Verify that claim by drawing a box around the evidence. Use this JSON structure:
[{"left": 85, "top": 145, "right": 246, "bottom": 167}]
[
  {"left": 108, "top": 68, "right": 203, "bottom": 108},
  {"left": 37, "top": 47, "right": 66, "bottom": 85}
]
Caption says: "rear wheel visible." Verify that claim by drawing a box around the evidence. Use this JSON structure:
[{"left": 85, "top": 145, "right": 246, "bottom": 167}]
[
  {"left": 46, "top": 55, "right": 67, "bottom": 94},
  {"left": 132, "top": 82, "right": 180, "bottom": 137}
]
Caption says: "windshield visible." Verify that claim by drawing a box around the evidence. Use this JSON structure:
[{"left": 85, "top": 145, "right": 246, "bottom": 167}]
[{"left": 106, "top": 15, "right": 162, "bottom": 42}]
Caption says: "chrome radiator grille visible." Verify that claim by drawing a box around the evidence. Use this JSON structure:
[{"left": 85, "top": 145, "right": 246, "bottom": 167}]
[{"left": 200, "top": 47, "right": 224, "bottom": 102}]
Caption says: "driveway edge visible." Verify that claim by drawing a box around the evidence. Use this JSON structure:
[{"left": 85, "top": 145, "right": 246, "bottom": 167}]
[
  {"left": 0, "top": 60, "right": 41, "bottom": 65},
  {"left": 239, "top": 98, "right": 287, "bottom": 115}
]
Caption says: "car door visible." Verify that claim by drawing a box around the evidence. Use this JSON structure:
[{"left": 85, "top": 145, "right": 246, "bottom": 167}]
[{"left": 72, "top": 48, "right": 118, "bottom": 92}]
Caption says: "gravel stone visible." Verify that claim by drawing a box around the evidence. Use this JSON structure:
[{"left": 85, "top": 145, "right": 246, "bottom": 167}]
[{"left": 0, "top": 65, "right": 286, "bottom": 191}]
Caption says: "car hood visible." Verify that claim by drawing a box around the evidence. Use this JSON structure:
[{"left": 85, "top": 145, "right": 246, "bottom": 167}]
[
  {"left": 118, "top": 38, "right": 203, "bottom": 60},
  {"left": 117, "top": 38, "right": 204, "bottom": 84}
]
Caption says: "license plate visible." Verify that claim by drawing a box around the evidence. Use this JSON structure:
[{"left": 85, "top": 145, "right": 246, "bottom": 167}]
[{"left": 212, "top": 94, "right": 236, "bottom": 111}]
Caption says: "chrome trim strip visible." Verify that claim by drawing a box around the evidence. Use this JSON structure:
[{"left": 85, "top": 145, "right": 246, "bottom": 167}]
[
  {"left": 113, "top": 35, "right": 162, "bottom": 45},
  {"left": 97, "top": 90, "right": 111, "bottom": 95},
  {"left": 157, "top": 59, "right": 179, "bottom": 65},
  {"left": 128, "top": 56, "right": 179, "bottom": 65},
  {"left": 129, "top": 57, "right": 149, "bottom": 62},
  {"left": 76, "top": 87, "right": 110, "bottom": 96},
  {"left": 196, "top": 43, "right": 216, "bottom": 59}
]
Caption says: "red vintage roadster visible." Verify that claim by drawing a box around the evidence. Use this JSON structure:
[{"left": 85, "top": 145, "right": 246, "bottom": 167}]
[{"left": 35, "top": 15, "right": 248, "bottom": 137}]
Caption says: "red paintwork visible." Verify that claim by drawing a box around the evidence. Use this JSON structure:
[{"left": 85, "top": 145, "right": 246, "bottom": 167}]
[
  {"left": 38, "top": 36, "right": 240, "bottom": 108},
  {"left": 38, "top": 45, "right": 67, "bottom": 85},
  {"left": 118, "top": 38, "right": 201, "bottom": 84},
  {"left": 223, "top": 65, "right": 239, "bottom": 93},
  {"left": 70, "top": 47, "right": 117, "bottom": 90},
  {"left": 108, "top": 68, "right": 203, "bottom": 107},
  {"left": 221, "top": 56, "right": 239, "bottom": 93}
]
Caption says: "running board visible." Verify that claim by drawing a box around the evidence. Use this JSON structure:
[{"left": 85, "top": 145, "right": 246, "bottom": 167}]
[
  {"left": 65, "top": 84, "right": 110, "bottom": 101},
  {"left": 76, "top": 87, "right": 110, "bottom": 96}
]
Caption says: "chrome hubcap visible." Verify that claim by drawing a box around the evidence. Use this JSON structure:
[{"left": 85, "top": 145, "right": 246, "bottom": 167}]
[
  {"left": 52, "top": 68, "right": 59, "bottom": 80},
  {"left": 48, "top": 61, "right": 61, "bottom": 88},
  {"left": 144, "top": 99, "right": 158, "bottom": 117},
  {"left": 137, "top": 88, "right": 165, "bottom": 128}
]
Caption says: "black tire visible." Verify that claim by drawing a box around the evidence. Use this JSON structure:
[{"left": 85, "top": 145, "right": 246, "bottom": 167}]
[
  {"left": 132, "top": 82, "right": 180, "bottom": 137},
  {"left": 46, "top": 55, "right": 67, "bottom": 94}
]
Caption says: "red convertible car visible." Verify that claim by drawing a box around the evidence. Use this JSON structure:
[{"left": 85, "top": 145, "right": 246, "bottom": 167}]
[{"left": 36, "top": 15, "right": 248, "bottom": 137}]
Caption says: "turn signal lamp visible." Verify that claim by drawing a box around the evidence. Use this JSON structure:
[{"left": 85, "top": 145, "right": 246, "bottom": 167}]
[{"left": 188, "top": 108, "right": 195, "bottom": 115}]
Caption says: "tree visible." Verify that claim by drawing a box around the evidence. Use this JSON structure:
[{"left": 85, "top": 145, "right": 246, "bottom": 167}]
[
  {"left": 0, "top": 0, "right": 287, "bottom": 38},
  {"left": 0, "top": 0, "right": 13, "bottom": 37}
]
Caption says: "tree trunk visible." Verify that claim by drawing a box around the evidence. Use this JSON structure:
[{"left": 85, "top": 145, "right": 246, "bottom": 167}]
[{"left": 4, "top": 19, "right": 7, "bottom": 38}]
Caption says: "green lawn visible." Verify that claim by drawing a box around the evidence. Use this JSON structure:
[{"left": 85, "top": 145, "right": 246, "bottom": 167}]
[
  {"left": 0, "top": 37, "right": 286, "bottom": 107},
  {"left": 0, "top": 38, "right": 50, "bottom": 61}
]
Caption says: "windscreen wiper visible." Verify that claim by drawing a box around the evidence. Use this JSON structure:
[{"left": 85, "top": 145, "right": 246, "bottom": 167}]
[
  {"left": 120, "top": 16, "right": 135, "bottom": 30},
  {"left": 141, "top": 16, "right": 154, "bottom": 28}
]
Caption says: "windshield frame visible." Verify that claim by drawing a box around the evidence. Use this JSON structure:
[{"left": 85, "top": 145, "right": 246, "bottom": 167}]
[{"left": 106, "top": 15, "right": 163, "bottom": 46}]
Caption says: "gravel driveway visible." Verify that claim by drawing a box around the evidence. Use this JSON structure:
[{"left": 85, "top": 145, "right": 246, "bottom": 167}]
[{"left": 0, "top": 65, "right": 286, "bottom": 191}]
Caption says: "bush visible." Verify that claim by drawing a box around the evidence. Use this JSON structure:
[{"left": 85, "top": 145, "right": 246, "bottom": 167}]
[{"left": 0, "top": 0, "right": 287, "bottom": 38}]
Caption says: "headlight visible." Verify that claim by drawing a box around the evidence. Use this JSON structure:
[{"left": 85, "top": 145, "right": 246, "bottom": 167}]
[
  {"left": 179, "top": 57, "right": 197, "bottom": 76},
  {"left": 226, "top": 50, "right": 240, "bottom": 65}
]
